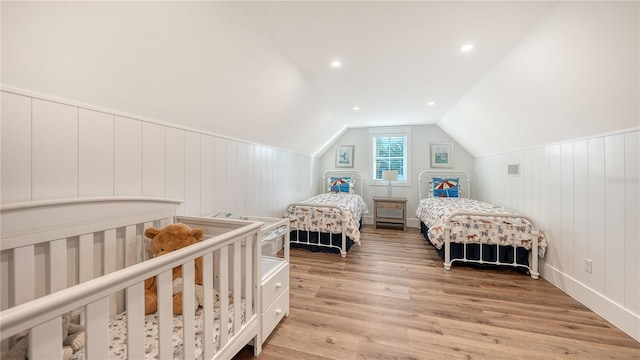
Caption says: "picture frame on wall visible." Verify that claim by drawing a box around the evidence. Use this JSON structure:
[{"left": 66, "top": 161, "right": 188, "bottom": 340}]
[
  {"left": 335, "top": 145, "right": 354, "bottom": 168},
  {"left": 430, "top": 143, "right": 453, "bottom": 168}
]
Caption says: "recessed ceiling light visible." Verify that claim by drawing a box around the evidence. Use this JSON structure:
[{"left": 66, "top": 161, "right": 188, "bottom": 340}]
[
  {"left": 353, "top": 106, "right": 360, "bottom": 111},
  {"left": 460, "top": 44, "right": 474, "bottom": 52},
  {"left": 331, "top": 60, "right": 342, "bottom": 67},
  {"left": 427, "top": 102, "right": 435, "bottom": 106}
]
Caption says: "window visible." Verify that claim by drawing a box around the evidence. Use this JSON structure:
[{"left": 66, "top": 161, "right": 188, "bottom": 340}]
[{"left": 370, "top": 127, "right": 411, "bottom": 185}]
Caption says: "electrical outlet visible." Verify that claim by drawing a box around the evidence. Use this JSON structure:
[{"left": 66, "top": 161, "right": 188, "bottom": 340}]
[{"left": 585, "top": 258, "right": 593, "bottom": 273}]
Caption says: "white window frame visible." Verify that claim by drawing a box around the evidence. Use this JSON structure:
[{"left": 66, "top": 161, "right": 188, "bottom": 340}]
[{"left": 370, "top": 126, "right": 412, "bottom": 186}]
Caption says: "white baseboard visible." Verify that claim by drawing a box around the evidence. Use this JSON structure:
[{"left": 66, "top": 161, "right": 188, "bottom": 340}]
[{"left": 542, "top": 262, "right": 640, "bottom": 342}]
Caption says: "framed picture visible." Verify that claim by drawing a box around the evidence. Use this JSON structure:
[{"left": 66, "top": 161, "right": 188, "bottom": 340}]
[
  {"left": 335, "top": 145, "right": 354, "bottom": 168},
  {"left": 430, "top": 143, "right": 453, "bottom": 168}
]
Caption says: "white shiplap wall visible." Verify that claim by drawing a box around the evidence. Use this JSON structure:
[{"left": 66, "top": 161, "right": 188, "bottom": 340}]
[
  {"left": 1, "top": 90, "right": 314, "bottom": 217},
  {"left": 475, "top": 129, "right": 640, "bottom": 342}
]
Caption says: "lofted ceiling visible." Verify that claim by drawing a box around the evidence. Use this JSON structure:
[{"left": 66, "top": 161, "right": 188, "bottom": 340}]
[
  {"left": 2, "top": 1, "right": 557, "bottom": 156},
  {"left": 239, "top": 1, "right": 556, "bottom": 130}
]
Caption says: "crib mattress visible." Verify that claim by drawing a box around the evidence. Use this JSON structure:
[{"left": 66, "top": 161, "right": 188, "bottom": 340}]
[
  {"left": 286, "top": 193, "right": 368, "bottom": 245},
  {"left": 416, "top": 197, "right": 547, "bottom": 257},
  {"left": 70, "top": 300, "right": 245, "bottom": 360}
]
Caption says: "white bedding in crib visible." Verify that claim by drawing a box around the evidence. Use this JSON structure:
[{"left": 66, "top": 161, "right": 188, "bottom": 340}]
[{"left": 71, "top": 300, "right": 245, "bottom": 360}]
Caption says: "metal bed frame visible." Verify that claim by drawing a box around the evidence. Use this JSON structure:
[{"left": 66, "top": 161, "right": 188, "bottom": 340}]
[
  {"left": 418, "top": 170, "right": 541, "bottom": 279},
  {"left": 286, "top": 170, "right": 365, "bottom": 257}
]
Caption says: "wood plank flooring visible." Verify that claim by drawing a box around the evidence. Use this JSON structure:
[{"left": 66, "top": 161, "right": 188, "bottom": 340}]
[{"left": 234, "top": 226, "right": 640, "bottom": 359}]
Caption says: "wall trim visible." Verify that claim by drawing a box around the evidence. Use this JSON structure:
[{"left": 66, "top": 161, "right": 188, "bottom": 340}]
[
  {"left": 475, "top": 127, "right": 640, "bottom": 158},
  {"left": 1, "top": 86, "right": 308, "bottom": 157},
  {"left": 542, "top": 263, "right": 640, "bottom": 342}
]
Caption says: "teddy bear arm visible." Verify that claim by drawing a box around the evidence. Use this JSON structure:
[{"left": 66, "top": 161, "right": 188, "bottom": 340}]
[
  {"left": 145, "top": 289, "right": 158, "bottom": 315},
  {"left": 172, "top": 293, "right": 183, "bottom": 315},
  {"left": 145, "top": 277, "right": 157, "bottom": 291},
  {"left": 195, "top": 257, "right": 204, "bottom": 285}
]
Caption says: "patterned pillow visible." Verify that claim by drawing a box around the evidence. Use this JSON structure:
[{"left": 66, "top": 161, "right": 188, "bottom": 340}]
[
  {"left": 329, "top": 176, "right": 352, "bottom": 193},
  {"left": 433, "top": 177, "right": 459, "bottom": 197}
]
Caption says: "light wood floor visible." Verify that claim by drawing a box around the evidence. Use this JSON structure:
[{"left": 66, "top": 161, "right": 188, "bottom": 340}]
[{"left": 234, "top": 226, "right": 640, "bottom": 360}]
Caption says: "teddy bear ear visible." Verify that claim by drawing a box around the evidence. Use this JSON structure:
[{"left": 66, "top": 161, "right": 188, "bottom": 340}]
[
  {"left": 145, "top": 227, "right": 160, "bottom": 239},
  {"left": 190, "top": 228, "right": 204, "bottom": 241}
]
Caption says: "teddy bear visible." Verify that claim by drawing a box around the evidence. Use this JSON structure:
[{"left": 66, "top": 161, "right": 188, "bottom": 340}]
[
  {"left": 144, "top": 223, "right": 205, "bottom": 315},
  {"left": 3, "top": 310, "right": 85, "bottom": 360}
]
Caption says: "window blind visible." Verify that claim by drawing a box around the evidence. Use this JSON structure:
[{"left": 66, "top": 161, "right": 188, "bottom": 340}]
[{"left": 374, "top": 135, "right": 407, "bottom": 181}]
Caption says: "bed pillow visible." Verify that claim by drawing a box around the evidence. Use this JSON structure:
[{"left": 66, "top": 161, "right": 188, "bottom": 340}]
[
  {"left": 329, "top": 176, "right": 352, "bottom": 193},
  {"left": 433, "top": 177, "right": 459, "bottom": 197}
]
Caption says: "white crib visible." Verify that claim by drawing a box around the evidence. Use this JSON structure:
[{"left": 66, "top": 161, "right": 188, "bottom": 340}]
[{"left": 0, "top": 197, "right": 263, "bottom": 359}]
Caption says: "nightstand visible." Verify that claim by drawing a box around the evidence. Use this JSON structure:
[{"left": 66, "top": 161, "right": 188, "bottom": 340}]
[{"left": 373, "top": 197, "right": 407, "bottom": 231}]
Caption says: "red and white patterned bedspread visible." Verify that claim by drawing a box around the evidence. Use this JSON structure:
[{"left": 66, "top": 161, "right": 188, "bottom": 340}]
[
  {"left": 286, "top": 193, "right": 368, "bottom": 245},
  {"left": 416, "top": 198, "right": 547, "bottom": 257}
]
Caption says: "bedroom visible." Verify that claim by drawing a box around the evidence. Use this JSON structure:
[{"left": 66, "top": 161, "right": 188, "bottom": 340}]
[{"left": 1, "top": 0, "right": 638, "bottom": 359}]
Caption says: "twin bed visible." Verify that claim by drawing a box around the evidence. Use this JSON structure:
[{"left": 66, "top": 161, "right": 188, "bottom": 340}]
[
  {"left": 285, "top": 170, "right": 368, "bottom": 257},
  {"left": 1, "top": 198, "right": 264, "bottom": 360},
  {"left": 416, "top": 171, "right": 547, "bottom": 279},
  {"left": 283, "top": 168, "right": 546, "bottom": 280}
]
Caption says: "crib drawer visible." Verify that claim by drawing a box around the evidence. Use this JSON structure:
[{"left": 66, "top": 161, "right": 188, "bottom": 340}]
[
  {"left": 262, "top": 289, "right": 289, "bottom": 341},
  {"left": 261, "top": 260, "right": 289, "bottom": 309}
]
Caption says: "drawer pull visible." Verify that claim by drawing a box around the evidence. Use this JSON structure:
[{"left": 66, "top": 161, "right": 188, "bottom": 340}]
[
  {"left": 275, "top": 282, "right": 282, "bottom": 289},
  {"left": 275, "top": 308, "right": 282, "bottom": 315}
]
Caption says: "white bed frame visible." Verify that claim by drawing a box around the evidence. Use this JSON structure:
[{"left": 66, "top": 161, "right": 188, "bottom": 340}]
[
  {"left": 0, "top": 197, "right": 264, "bottom": 359},
  {"left": 286, "top": 170, "right": 365, "bottom": 257},
  {"left": 418, "top": 170, "right": 540, "bottom": 279}
]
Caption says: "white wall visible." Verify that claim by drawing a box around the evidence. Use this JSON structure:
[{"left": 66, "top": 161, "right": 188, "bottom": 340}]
[
  {"left": 439, "top": 1, "right": 639, "bottom": 157},
  {"left": 319, "top": 125, "right": 475, "bottom": 226},
  {"left": 475, "top": 129, "right": 639, "bottom": 342},
  {"left": 1, "top": 1, "right": 339, "bottom": 156},
  {"left": 1, "top": 90, "right": 314, "bottom": 217}
]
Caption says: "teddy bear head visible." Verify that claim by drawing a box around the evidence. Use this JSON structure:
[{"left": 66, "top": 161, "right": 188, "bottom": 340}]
[{"left": 145, "top": 223, "right": 204, "bottom": 257}]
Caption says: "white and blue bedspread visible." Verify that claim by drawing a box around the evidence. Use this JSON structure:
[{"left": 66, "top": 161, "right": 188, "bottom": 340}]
[
  {"left": 286, "top": 193, "right": 368, "bottom": 245},
  {"left": 416, "top": 197, "right": 547, "bottom": 257}
]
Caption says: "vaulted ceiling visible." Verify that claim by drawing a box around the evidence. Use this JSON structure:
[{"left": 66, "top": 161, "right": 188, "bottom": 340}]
[
  {"left": 3, "top": 1, "right": 557, "bottom": 155},
  {"left": 239, "top": 1, "right": 555, "bottom": 129}
]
